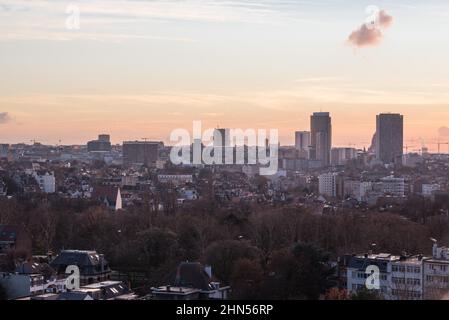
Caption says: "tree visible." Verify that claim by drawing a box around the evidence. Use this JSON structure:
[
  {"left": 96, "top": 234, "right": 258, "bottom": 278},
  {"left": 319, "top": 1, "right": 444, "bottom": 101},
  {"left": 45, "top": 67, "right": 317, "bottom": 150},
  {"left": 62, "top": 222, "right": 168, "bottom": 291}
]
[
  {"left": 350, "top": 287, "right": 382, "bottom": 300},
  {"left": 230, "top": 258, "right": 264, "bottom": 300},
  {"left": 324, "top": 288, "right": 348, "bottom": 300},
  {"left": 204, "top": 240, "right": 260, "bottom": 284},
  {"left": 262, "top": 242, "right": 334, "bottom": 300}
]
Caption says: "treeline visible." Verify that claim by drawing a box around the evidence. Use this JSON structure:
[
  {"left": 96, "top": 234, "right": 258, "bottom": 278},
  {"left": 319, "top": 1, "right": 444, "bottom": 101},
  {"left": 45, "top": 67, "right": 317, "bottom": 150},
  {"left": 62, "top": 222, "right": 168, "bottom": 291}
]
[{"left": 0, "top": 194, "right": 448, "bottom": 299}]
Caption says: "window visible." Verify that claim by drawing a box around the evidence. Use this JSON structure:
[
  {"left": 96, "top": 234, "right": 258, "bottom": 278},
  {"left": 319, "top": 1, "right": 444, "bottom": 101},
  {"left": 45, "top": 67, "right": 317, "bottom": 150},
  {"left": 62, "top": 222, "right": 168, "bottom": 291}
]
[
  {"left": 407, "top": 266, "right": 413, "bottom": 273},
  {"left": 406, "top": 278, "right": 420, "bottom": 286},
  {"left": 414, "top": 267, "right": 420, "bottom": 273},
  {"left": 399, "top": 266, "right": 405, "bottom": 272},
  {"left": 392, "top": 266, "right": 398, "bottom": 272}
]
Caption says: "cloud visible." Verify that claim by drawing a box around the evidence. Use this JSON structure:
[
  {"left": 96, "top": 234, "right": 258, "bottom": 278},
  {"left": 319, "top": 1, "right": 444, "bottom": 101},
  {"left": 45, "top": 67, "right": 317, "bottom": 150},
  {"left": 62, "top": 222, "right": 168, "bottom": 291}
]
[
  {"left": 0, "top": 112, "right": 11, "bottom": 124},
  {"left": 439, "top": 126, "right": 449, "bottom": 136},
  {"left": 347, "top": 9, "right": 393, "bottom": 48},
  {"left": 378, "top": 10, "right": 393, "bottom": 28}
]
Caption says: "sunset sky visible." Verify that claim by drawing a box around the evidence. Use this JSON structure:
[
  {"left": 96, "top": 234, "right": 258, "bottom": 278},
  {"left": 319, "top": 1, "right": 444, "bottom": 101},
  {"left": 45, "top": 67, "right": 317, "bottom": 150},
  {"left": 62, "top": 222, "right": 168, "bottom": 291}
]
[{"left": 1, "top": 0, "right": 449, "bottom": 151}]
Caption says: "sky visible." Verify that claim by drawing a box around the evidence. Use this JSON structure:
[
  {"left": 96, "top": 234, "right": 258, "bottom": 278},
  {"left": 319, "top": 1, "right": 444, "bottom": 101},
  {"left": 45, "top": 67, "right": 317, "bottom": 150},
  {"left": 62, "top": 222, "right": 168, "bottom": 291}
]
[{"left": 1, "top": 0, "right": 449, "bottom": 151}]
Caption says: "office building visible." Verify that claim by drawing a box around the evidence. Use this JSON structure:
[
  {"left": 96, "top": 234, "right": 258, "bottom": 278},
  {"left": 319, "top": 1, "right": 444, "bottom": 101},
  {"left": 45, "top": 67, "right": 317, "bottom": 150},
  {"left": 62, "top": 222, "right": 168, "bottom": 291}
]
[
  {"left": 87, "top": 134, "right": 112, "bottom": 152},
  {"left": 376, "top": 113, "right": 403, "bottom": 164},
  {"left": 295, "top": 131, "right": 310, "bottom": 158},
  {"left": 310, "top": 112, "right": 332, "bottom": 166},
  {"left": 123, "top": 141, "right": 163, "bottom": 167},
  {"left": 331, "top": 147, "right": 357, "bottom": 166},
  {"left": 380, "top": 176, "right": 405, "bottom": 197},
  {"left": 318, "top": 172, "right": 344, "bottom": 198}
]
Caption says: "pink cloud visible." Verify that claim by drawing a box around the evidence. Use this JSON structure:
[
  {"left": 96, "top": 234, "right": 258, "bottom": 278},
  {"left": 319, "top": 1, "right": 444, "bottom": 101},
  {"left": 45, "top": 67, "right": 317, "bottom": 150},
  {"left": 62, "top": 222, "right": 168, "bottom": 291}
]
[
  {"left": 347, "top": 9, "right": 393, "bottom": 48},
  {"left": 379, "top": 10, "right": 393, "bottom": 28}
]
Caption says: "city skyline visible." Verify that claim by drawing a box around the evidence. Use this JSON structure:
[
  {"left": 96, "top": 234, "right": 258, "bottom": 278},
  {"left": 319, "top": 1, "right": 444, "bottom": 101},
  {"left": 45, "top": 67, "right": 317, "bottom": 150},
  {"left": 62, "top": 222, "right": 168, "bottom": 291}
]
[{"left": 1, "top": 0, "right": 449, "bottom": 149}]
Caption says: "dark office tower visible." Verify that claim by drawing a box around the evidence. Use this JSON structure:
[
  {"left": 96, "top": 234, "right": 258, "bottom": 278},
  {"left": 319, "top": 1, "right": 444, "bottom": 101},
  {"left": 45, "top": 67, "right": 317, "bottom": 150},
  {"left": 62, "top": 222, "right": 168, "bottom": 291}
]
[
  {"left": 123, "top": 141, "right": 163, "bottom": 167},
  {"left": 310, "top": 112, "right": 332, "bottom": 166},
  {"left": 376, "top": 113, "right": 403, "bottom": 164},
  {"left": 87, "top": 134, "right": 112, "bottom": 152}
]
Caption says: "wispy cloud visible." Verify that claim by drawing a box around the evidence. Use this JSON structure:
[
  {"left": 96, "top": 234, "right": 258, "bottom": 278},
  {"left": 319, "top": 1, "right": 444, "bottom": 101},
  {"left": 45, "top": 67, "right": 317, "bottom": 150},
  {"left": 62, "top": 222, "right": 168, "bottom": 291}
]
[{"left": 0, "top": 0, "right": 324, "bottom": 42}]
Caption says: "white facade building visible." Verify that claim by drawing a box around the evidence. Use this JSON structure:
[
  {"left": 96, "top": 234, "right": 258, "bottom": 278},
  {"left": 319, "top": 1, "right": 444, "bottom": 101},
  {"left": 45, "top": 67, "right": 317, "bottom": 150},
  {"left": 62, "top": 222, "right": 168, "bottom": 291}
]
[
  {"left": 33, "top": 171, "right": 56, "bottom": 193},
  {"left": 380, "top": 176, "right": 405, "bottom": 197},
  {"left": 318, "top": 172, "right": 341, "bottom": 198},
  {"left": 345, "top": 242, "right": 449, "bottom": 300}
]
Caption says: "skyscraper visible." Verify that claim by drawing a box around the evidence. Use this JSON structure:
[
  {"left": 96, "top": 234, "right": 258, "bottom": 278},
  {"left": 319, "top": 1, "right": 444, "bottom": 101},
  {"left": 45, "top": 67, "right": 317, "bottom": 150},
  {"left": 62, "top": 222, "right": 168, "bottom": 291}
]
[
  {"left": 310, "top": 112, "right": 332, "bottom": 166},
  {"left": 295, "top": 131, "right": 310, "bottom": 155},
  {"left": 375, "top": 113, "right": 403, "bottom": 164}
]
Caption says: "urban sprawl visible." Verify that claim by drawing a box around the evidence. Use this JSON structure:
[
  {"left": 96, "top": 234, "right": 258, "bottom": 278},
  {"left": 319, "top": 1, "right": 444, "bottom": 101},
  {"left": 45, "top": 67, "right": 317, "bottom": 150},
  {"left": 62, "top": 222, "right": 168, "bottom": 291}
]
[{"left": 1, "top": 112, "right": 449, "bottom": 300}]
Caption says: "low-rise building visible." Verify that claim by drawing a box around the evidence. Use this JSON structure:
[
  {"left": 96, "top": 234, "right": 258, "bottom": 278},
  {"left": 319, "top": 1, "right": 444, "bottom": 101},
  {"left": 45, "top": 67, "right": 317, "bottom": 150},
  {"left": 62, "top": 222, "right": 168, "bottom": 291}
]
[{"left": 49, "top": 250, "right": 111, "bottom": 286}]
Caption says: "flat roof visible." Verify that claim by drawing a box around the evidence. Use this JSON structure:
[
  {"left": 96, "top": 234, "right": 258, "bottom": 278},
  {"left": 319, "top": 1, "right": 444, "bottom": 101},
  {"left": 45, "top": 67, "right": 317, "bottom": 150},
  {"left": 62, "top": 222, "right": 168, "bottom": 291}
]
[
  {"left": 151, "top": 286, "right": 201, "bottom": 295},
  {"left": 81, "top": 281, "right": 123, "bottom": 289}
]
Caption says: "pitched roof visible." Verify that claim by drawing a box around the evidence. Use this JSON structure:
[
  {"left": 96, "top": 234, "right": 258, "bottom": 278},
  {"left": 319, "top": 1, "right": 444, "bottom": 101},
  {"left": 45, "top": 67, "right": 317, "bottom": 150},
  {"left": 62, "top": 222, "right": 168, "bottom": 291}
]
[
  {"left": 92, "top": 186, "right": 120, "bottom": 204},
  {"left": 50, "top": 250, "right": 108, "bottom": 269},
  {"left": 172, "top": 262, "right": 214, "bottom": 291}
]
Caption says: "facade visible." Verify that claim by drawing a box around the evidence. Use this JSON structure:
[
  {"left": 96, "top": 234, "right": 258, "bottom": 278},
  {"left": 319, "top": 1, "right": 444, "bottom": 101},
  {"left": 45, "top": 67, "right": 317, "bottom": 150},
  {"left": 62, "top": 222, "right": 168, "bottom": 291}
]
[
  {"left": 318, "top": 172, "right": 343, "bottom": 198},
  {"left": 50, "top": 250, "right": 111, "bottom": 286},
  {"left": 380, "top": 176, "right": 405, "bottom": 197},
  {"left": 310, "top": 112, "right": 332, "bottom": 166},
  {"left": 87, "top": 134, "right": 112, "bottom": 153},
  {"left": 391, "top": 257, "right": 423, "bottom": 300},
  {"left": 331, "top": 148, "right": 357, "bottom": 166},
  {"left": 295, "top": 131, "right": 310, "bottom": 157},
  {"left": 345, "top": 242, "right": 449, "bottom": 300},
  {"left": 376, "top": 113, "right": 403, "bottom": 164},
  {"left": 423, "top": 243, "right": 449, "bottom": 299},
  {"left": 346, "top": 253, "right": 395, "bottom": 298},
  {"left": 32, "top": 171, "right": 55, "bottom": 193},
  {"left": 157, "top": 174, "right": 193, "bottom": 185},
  {"left": 123, "top": 141, "right": 162, "bottom": 167}
]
